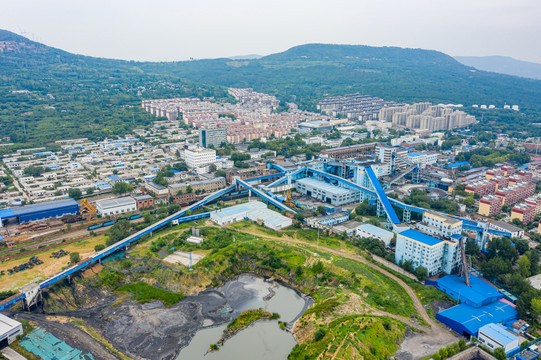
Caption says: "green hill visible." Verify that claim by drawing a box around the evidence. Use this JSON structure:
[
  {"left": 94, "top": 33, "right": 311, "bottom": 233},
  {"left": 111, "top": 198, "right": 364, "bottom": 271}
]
[{"left": 1, "top": 30, "right": 541, "bottom": 148}]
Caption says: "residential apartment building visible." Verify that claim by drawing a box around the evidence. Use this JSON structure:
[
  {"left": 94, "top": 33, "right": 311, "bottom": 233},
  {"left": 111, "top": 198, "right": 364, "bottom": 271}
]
[
  {"left": 185, "top": 147, "right": 216, "bottom": 168},
  {"left": 395, "top": 229, "right": 461, "bottom": 276},
  {"left": 168, "top": 177, "right": 226, "bottom": 195},
  {"left": 525, "top": 195, "right": 541, "bottom": 215},
  {"left": 495, "top": 182, "right": 535, "bottom": 206},
  {"left": 416, "top": 211, "right": 463, "bottom": 238},
  {"left": 465, "top": 180, "right": 497, "bottom": 197},
  {"left": 173, "top": 192, "right": 197, "bottom": 205},
  {"left": 511, "top": 203, "right": 536, "bottom": 225},
  {"left": 489, "top": 176, "right": 509, "bottom": 191},
  {"left": 478, "top": 195, "right": 504, "bottom": 217}
]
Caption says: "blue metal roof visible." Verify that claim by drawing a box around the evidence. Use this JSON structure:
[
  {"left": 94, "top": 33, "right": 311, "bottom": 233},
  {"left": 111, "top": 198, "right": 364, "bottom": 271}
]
[
  {"left": 479, "top": 323, "right": 518, "bottom": 346},
  {"left": 12, "top": 199, "right": 79, "bottom": 217},
  {"left": 444, "top": 161, "right": 471, "bottom": 169},
  {"left": 399, "top": 229, "right": 442, "bottom": 246},
  {"left": 436, "top": 274, "right": 502, "bottom": 307},
  {"left": 0, "top": 208, "right": 15, "bottom": 220},
  {"left": 436, "top": 300, "right": 518, "bottom": 336},
  {"left": 407, "top": 152, "right": 425, "bottom": 157}
]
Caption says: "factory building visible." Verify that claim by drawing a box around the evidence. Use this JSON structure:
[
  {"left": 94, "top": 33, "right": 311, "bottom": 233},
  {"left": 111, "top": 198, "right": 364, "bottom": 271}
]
[
  {"left": 405, "top": 152, "right": 438, "bottom": 168},
  {"left": 306, "top": 211, "right": 350, "bottom": 228},
  {"left": 210, "top": 201, "right": 292, "bottom": 230},
  {"left": 0, "top": 314, "right": 23, "bottom": 345},
  {"left": 416, "top": 211, "right": 462, "bottom": 238},
  {"left": 355, "top": 224, "right": 394, "bottom": 246},
  {"left": 199, "top": 127, "right": 227, "bottom": 148},
  {"left": 169, "top": 177, "right": 226, "bottom": 196},
  {"left": 134, "top": 195, "right": 154, "bottom": 211},
  {"left": 95, "top": 197, "right": 137, "bottom": 217},
  {"left": 478, "top": 323, "right": 519, "bottom": 353},
  {"left": 321, "top": 143, "right": 377, "bottom": 161},
  {"left": 395, "top": 229, "right": 461, "bottom": 276},
  {"left": 296, "top": 178, "right": 360, "bottom": 206},
  {"left": 478, "top": 195, "right": 504, "bottom": 217},
  {"left": 298, "top": 120, "right": 334, "bottom": 133},
  {"left": 0, "top": 199, "right": 79, "bottom": 227}
]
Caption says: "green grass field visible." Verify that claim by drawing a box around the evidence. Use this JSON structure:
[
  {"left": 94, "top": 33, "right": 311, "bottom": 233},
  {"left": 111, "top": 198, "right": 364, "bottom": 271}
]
[{"left": 117, "top": 282, "right": 185, "bottom": 306}]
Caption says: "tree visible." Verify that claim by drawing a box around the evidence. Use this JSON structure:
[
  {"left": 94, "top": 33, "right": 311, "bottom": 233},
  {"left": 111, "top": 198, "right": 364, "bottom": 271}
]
[
  {"left": 69, "top": 252, "right": 80, "bottom": 264},
  {"left": 186, "top": 185, "right": 193, "bottom": 194},
  {"left": 68, "top": 188, "right": 82, "bottom": 200},
  {"left": 112, "top": 182, "right": 133, "bottom": 194},
  {"left": 517, "top": 290, "right": 535, "bottom": 318},
  {"left": 209, "top": 164, "right": 217, "bottom": 172},
  {"left": 415, "top": 266, "right": 428, "bottom": 281},
  {"left": 295, "top": 266, "right": 303, "bottom": 277},
  {"left": 526, "top": 250, "right": 540, "bottom": 275},
  {"left": 23, "top": 165, "right": 45, "bottom": 177},
  {"left": 531, "top": 297, "right": 541, "bottom": 319},
  {"left": 512, "top": 218, "right": 524, "bottom": 227},
  {"left": 154, "top": 176, "right": 168, "bottom": 187},
  {"left": 316, "top": 206, "right": 327, "bottom": 215},
  {"left": 314, "top": 329, "right": 326, "bottom": 341},
  {"left": 481, "top": 257, "right": 511, "bottom": 279},
  {"left": 493, "top": 347, "right": 506, "bottom": 360},
  {"left": 515, "top": 238, "right": 529, "bottom": 254},
  {"left": 465, "top": 240, "right": 480, "bottom": 256},
  {"left": 94, "top": 244, "right": 105, "bottom": 252},
  {"left": 294, "top": 213, "right": 305, "bottom": 222},
  {"left": 107, "top": 219, "right": 131, "bottom": 246},
  {"left": 86, "top": 188, "right": 94, "bottom": 195},
  {"left": 215, "top": 170, "right": 226, "bottom": 178},
  {"left": 355, "top": 200, "right": 376, "bottom": 216},
  {"left": 167, "top": 203, "right": 181, "bottom": 215},
  {"left": 518, "top": 256, "right": 532, "bottom": 277}
]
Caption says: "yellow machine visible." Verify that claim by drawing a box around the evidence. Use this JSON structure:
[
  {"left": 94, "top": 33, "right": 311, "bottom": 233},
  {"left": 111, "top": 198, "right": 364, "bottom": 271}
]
[
  {"left": 80, "top": 199, "right": 98, "bottom": 223},
  {"left": 285, "top": 190, "right": 295, "bottom": 208}
]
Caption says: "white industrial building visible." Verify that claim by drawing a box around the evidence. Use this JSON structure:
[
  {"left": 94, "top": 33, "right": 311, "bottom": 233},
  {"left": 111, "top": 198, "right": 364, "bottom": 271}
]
[
  {"left": 210, "top": 201, "right": 292, "bottom": 230},
  {"left": 478, "top": 323, "right": 519, "bottom": 353},
  {"left": 405, "top": 152, "right": 438, "bottom": 168},
  {"left": 184, "top": 146, "right": 216, "bottom": 168},
  {"left": 296, "top": 178, "right": 360, "bottom": 206},
  {"left": 95, "top": 196, "right": 137, "bottom": 216},
  {"left": 0, "top": 314, "right": 23, "bottom": 345},
  {"left": 416, "top": 211, "right": 462, "bottom": 238},
  {"left": 395, "top": 229, "right": 461, "bottom": 276},
  {"left": 355, "top": 224, "right": 394, "bottom": 246}
]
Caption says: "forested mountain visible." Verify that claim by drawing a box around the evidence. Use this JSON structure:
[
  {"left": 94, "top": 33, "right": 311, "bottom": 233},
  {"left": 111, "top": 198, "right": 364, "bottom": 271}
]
[
  {"left": 140, "top": 44, "right": 541, "bottom": 112},
  {"left": 455, "top": 55, "right": 541, "bottom": 81},
  {"left": 0, "top": 30, "right": 229, "bottom": 150},
  {"left": 1, "top": 30, "right": 541, "bottom": 149}
]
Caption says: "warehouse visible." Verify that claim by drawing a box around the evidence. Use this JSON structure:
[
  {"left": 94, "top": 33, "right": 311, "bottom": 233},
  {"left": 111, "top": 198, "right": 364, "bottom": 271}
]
[
  {"left": 0, "top": 199, "right": 79, "bottom": 227},
  {"left": 436, "top": 300, "right": 518, "bottom": 337},
  {"left": 296, "top": 178, "right": 360, "bottom": 205},
  {"left": 435, "top": 274, "right": 502, "bottom": 308},
  {"left": 478, "top": 323, "right": 519, "bottom": 353},
  {"left": 355, "top": 224, "right": 394, "bottom": 246},
  {"left": 210, "top": 201, "right": 292, "bottom": 230},
  {"left": 95, "top": 197, "right": 137, "bottom": 216},
  {"left": 0, "top": 314, "right": 23, "bottom": 346}
]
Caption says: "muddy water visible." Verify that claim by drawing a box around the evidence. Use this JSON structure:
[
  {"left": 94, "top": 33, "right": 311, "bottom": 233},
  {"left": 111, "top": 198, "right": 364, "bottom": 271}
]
[{"left": 176, "top": 275, "right": 309, "bottom": 360}]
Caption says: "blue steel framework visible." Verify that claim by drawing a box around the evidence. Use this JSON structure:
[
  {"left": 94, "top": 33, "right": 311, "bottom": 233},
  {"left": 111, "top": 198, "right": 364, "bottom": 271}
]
[
  {"left": 0, "top": 172, "right": 287, "bottom": 311},
  {"left": 0, "top": 166, "right": 511, "bottom": 311}
]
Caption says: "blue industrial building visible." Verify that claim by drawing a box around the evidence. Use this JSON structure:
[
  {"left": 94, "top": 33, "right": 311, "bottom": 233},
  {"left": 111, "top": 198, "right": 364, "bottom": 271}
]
[
  {"left": 0, "top": 199, "right": 79, "bottom": 226},
  {"left": 436, "top": 300, "right": 518, "bottom": 337},
  {"left": 436, "top": 274, "right": 503, "bottom": 308}
]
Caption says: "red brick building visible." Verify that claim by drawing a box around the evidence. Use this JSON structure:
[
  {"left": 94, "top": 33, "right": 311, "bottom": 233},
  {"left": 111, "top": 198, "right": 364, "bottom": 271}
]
[
  {"left": 173, "top": 192, "right": 197, "bottom": 205},
  {"left": 134, "top": 195, "right": 154, "bottom": 210}
]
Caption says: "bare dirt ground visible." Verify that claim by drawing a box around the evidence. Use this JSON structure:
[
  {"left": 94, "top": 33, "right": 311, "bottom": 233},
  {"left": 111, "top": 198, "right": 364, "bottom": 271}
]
[
  {"left": 13, "top": 312, "right": 121, "bottom": 360},
  {"left": 163, "top": 251, "right": 205, "bottom": 266}
]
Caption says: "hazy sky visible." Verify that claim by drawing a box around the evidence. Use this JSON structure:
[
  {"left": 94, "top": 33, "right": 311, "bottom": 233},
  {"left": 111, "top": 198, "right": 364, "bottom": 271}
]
[{"left": 2, "top": 0, "right": 541, "bottom": 63}]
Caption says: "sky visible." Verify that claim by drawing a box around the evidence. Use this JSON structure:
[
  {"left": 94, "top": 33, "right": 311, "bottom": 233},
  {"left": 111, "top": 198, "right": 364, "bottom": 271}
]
[{"left": 1, "top": 0, "right": 541, "bottom": 63}]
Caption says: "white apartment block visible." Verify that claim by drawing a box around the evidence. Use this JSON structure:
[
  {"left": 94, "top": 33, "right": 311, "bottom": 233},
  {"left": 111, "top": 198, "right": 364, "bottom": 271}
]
[
  {"left": 416, "top": 211, "right": 462, "bottom": 238},
  {"left": 184, "top": 146, "right": 216, "bottom": 168}
]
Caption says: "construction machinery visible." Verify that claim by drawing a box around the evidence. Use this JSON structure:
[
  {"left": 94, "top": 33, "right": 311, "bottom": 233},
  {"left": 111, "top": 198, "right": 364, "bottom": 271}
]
[
  {"left": 285, "top": 190, "right": 295, "bottom": 208},
  {"left": 80, "top": 199, "right": 98, "bottom": 224}
]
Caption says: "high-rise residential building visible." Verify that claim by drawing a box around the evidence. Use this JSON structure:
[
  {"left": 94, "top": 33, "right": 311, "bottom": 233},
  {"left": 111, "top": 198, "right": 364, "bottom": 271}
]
[
  {"left": 199, "top": 128, "right": 227, "bottom": 148},
  {"left": 511, "top": 203, "right": 536, "bottom": 225},
  {"left": 478, "top": 195, "right": 504, "bottom": 217}
]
